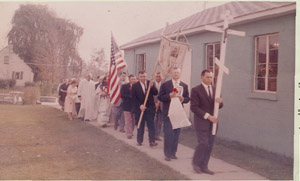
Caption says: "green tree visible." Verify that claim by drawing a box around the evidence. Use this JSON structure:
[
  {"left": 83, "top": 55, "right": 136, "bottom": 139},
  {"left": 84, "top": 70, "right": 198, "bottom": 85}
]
[{"left": 7, "top": 4, "right": 84, "bottom": 82}]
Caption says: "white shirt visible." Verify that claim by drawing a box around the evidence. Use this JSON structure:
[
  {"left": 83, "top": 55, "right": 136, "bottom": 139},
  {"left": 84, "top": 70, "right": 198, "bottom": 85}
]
[
  {"left": 202, "top": 83, "right": 213, "bottom": 99},
  {"left": 202, "top": 83, "right": 213, "bottom": 120},
  {"left": 172, "top": 79, "right": 180, "bottom": 88},
  {"left": 140, "top": 81, "right": 147, "bottom": 94},
  {"left": 155, "top": 81, "right": 161, "bottom": 91}
]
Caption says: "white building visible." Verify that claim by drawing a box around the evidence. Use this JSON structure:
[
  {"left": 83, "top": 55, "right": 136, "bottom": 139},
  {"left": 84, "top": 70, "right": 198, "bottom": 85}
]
[{"left": 0, "top": 45, "right": 34, "bottom": 86}]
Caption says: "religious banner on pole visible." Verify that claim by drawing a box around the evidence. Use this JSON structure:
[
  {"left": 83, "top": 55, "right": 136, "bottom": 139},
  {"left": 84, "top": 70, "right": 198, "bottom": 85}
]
[
  {"left": 137, "top": 26, "right": 191, "bottom": 129},
  {"left": 156, "top": 36, "right": 189, "bottom": 80},
  {"left": 155, "top": 32, "right": 191, "bottom": 129}
]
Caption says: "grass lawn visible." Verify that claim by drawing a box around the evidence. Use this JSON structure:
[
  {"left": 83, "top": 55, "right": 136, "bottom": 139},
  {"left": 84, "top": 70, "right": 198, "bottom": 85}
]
[
  {"left": 0, "top": 105, "right": 188, "bottom": 180},
  {"left": 180, "top": 127, "right": 293, "bottom": 180}
]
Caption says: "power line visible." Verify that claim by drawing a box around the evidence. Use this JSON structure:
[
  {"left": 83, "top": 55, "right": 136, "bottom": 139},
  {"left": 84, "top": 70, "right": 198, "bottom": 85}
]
[{"left": 25, "top": 62, "right": 79, "bottom": 67}]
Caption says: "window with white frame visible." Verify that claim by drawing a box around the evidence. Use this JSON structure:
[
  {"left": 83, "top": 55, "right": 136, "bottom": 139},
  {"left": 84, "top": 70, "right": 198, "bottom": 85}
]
[
  {"left": 4, "top": 56, "right": 9, "bottom": 64},
  {"left": 136, "top": 54, "right": 146, "bottom": 74},
  {"left": 206, "top": 42, "right": 220, "bottom": 85},
  {"left": 12, "top": 71, "right": 23, "bottom": 80},
  {"left": 254, "top": 34, "right": 279, "bottom": 92}
]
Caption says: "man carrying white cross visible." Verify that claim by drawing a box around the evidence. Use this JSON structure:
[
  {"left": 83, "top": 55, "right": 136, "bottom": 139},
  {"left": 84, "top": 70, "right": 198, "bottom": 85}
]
[
  {"left": 190, "top": 70, "right": 223, "bottom": 175},
  {"left": 191, "top": 10, "right": 245, "bottom": 175}
]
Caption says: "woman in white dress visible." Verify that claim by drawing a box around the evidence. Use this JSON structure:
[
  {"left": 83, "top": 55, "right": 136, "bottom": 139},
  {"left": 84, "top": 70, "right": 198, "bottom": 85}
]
[
  {"left": 64, "top": 80, "right": 78, "bottom": 120},
  {"left": 95, "top": 76, "right": 111, "bottom": 127}
]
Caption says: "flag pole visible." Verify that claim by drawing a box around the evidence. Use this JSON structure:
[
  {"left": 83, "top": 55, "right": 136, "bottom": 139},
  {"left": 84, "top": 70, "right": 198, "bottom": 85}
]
[
  {"left": 137, "top": 23, "right": 169, "bottom": 129},
  {"left": 107, "top": 31, "right": 113, "bottom": 94}
]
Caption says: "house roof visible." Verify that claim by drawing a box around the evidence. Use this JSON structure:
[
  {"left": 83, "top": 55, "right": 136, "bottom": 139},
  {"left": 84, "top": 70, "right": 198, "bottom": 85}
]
[{"left": 120, "top": 1, "right": 296, "bottom": 50}]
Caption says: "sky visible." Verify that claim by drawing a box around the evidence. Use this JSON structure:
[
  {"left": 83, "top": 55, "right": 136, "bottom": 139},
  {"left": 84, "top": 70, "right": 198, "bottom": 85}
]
[{"left": 0, "top": 1, "right": 228, "bottom": 62}]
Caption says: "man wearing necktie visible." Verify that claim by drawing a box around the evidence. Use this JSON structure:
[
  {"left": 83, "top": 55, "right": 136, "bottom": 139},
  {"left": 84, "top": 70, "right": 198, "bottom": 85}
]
[
  {"left": 131, "top": 70, "right": 158, "bottom": 147},
  {"left": 121, "top": 75, "right": 137, "bottom": 139},
  {"left": 190, "top": 70, "right": 223, "bottom": 175},
  {"left": 158, "top": 67, "right": 190, "bottom": 161}
]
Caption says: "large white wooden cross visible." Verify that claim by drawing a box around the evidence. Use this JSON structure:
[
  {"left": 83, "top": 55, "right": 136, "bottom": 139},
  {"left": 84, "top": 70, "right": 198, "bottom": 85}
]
[{"left": 204, "top": 10, "right": 246, "bottom": 135}]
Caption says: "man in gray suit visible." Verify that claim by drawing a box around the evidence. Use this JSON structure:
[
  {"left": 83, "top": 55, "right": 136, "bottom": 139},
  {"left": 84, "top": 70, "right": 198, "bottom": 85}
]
[
  {"left": 190, "top": 69, "right": 223, "bottom": 175},
  {"left": 153, "top": 72, "right": 163, "bottom": 141}
]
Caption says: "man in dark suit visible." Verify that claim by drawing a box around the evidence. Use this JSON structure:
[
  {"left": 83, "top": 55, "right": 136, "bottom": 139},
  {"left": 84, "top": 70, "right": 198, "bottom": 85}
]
[
  {"left": 158, "top": 67, "right": 190, "bottom": 161},
  {"left": 121, "top": 74, "right": 137, "bottom": 139},
  {"left": 58, "top": 78, "right": 69, "bottom": 111},
  {"left": 132, "top": 70, "right": 158, "bottom": 147},
  {"left": 190, "top": 69, "right": 223, "bottom": 175}
]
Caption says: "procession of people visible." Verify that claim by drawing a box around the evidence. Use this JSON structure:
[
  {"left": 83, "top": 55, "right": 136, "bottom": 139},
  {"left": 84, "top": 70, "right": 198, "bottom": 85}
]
[{"left": 57, "top": 67, "right": 223, "bottom": 175}]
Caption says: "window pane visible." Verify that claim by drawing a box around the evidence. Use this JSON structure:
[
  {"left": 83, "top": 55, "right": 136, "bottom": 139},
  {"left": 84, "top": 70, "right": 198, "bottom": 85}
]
[
  {"left": 256, "top": 37, "right": 266, "bottom": 63},
  {"left": 256, "top": 64, "right": 266, "bottom": 77},
  {"left": 268, "top": 78, "right": 277, "bottom": 91},
  {"left": 136, "top": 54, "right": 146, "bottom": 72},
  {"left": 208, "top": 57, "right": 213, "bottom": 66},
  {"left": 256, "top": 78, "right": 265, "bottom": 90},
  {"left": 269, "top": 35, "right": 279, "bottom": 50},
  {"left": 215, "top": 43, "right": 220, "bottom": 55},
  {"left": 207, "top": 45, "right": 213, "bottom": 55},
  {"left": 142, "top": 55, "right": 145, "bottom": 71},
  {"left": 207, "top": 45, "right": 213, "bottom": 68},
  {"left": 269, "top": 49, "right": 278, "bottom": 63},
  {"left": 268, "top": 64, "right": 278, "bottom": 78}
]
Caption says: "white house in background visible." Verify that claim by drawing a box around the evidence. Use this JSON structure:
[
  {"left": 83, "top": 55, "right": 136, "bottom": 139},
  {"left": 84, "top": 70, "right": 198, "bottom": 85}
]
[{"left": 0, "top": 45, "right": 34, "bottom": 86}]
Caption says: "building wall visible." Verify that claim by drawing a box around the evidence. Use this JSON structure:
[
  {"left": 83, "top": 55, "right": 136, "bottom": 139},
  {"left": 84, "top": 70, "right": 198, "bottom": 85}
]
[
  {"left": 124, "top": 43, "right": 160, "bottom": 77},
  {"left": 0, "top": 46, "right": 34, "bottom": 86},
  {"left": 124, "top": 14, "right": 295, "bottom": 157}
]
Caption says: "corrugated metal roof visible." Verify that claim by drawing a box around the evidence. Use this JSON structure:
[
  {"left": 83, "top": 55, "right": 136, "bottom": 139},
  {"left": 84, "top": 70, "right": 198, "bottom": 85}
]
[{"left": 121, "top": 1, "right": 295, "bottom": 49}]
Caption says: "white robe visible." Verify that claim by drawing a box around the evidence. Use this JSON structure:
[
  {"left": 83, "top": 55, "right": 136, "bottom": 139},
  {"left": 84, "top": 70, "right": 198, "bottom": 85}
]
[
  {"left": 95, "top": 85, "right": 111, "bottom": 125},
  {"left": 78, "top": 79, "right": 97, "bottom": 120}
]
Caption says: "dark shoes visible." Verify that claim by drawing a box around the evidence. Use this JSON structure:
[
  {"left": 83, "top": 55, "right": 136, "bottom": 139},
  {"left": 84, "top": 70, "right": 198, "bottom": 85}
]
[
  {"left": 201, "top": 168, "right": 215, "bottom": 175},
  {"left": 84, "top": 119, "right": 90, "bottom": 122},
  {"left": 193, "top": 164, "right": 202, "bottom": 174},
  {"left": 120, "top": 128, "right": 125, "bottom": 133},
  {"left": 137, "top": 142, "right": 142, "bottom": 146},
  {"left": 127, "top": 135, "right": 132, "bottom": 139},
  {"left": 101, "top": 124, "right": 107, "bottom": 128},
  {"left": 165, "top": 157, "right": 171, "bottom": 161},
  {"left": 149, "top": 142, "right": 158, "bottom": 147},
  {"left": 155, "top": 137, "right": 162, "bottom": 141}
]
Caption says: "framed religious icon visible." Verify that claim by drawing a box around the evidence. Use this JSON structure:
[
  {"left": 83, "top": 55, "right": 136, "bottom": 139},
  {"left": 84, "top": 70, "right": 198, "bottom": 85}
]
[{"left": 172, "top": 85, "right": 183, "bottom": 97}]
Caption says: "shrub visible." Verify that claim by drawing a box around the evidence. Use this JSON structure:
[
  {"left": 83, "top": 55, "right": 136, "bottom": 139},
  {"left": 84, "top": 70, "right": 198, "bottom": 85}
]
[
  {"left": 23, "top": 86, "right": 40, "bottom": 105},
  {"left": 0, "top": 79, "right": 9, "bottom": 89},
  {"left": 8, "top": 79, "right": 16, "bottom": 88},
  {"left": 36, "top": 81, "right": 53, "bottom": 96},
  {"left": 25, "top": 81, "right": 35, "bottom": 87}
]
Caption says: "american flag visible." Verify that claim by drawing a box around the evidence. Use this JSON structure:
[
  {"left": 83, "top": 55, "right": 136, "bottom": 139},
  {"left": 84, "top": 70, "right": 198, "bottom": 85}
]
[
  {"left": 112, "top": 34, "right": 127, "bottom": 70},
  {"left": 107, "top": 34, "right": 124, "bottom": 105}
]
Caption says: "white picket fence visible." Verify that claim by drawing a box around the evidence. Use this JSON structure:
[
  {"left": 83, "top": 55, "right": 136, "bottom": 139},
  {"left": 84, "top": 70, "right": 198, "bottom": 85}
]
[{"left": 0, "top": 91, "right": 23, "bottom": 104}]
